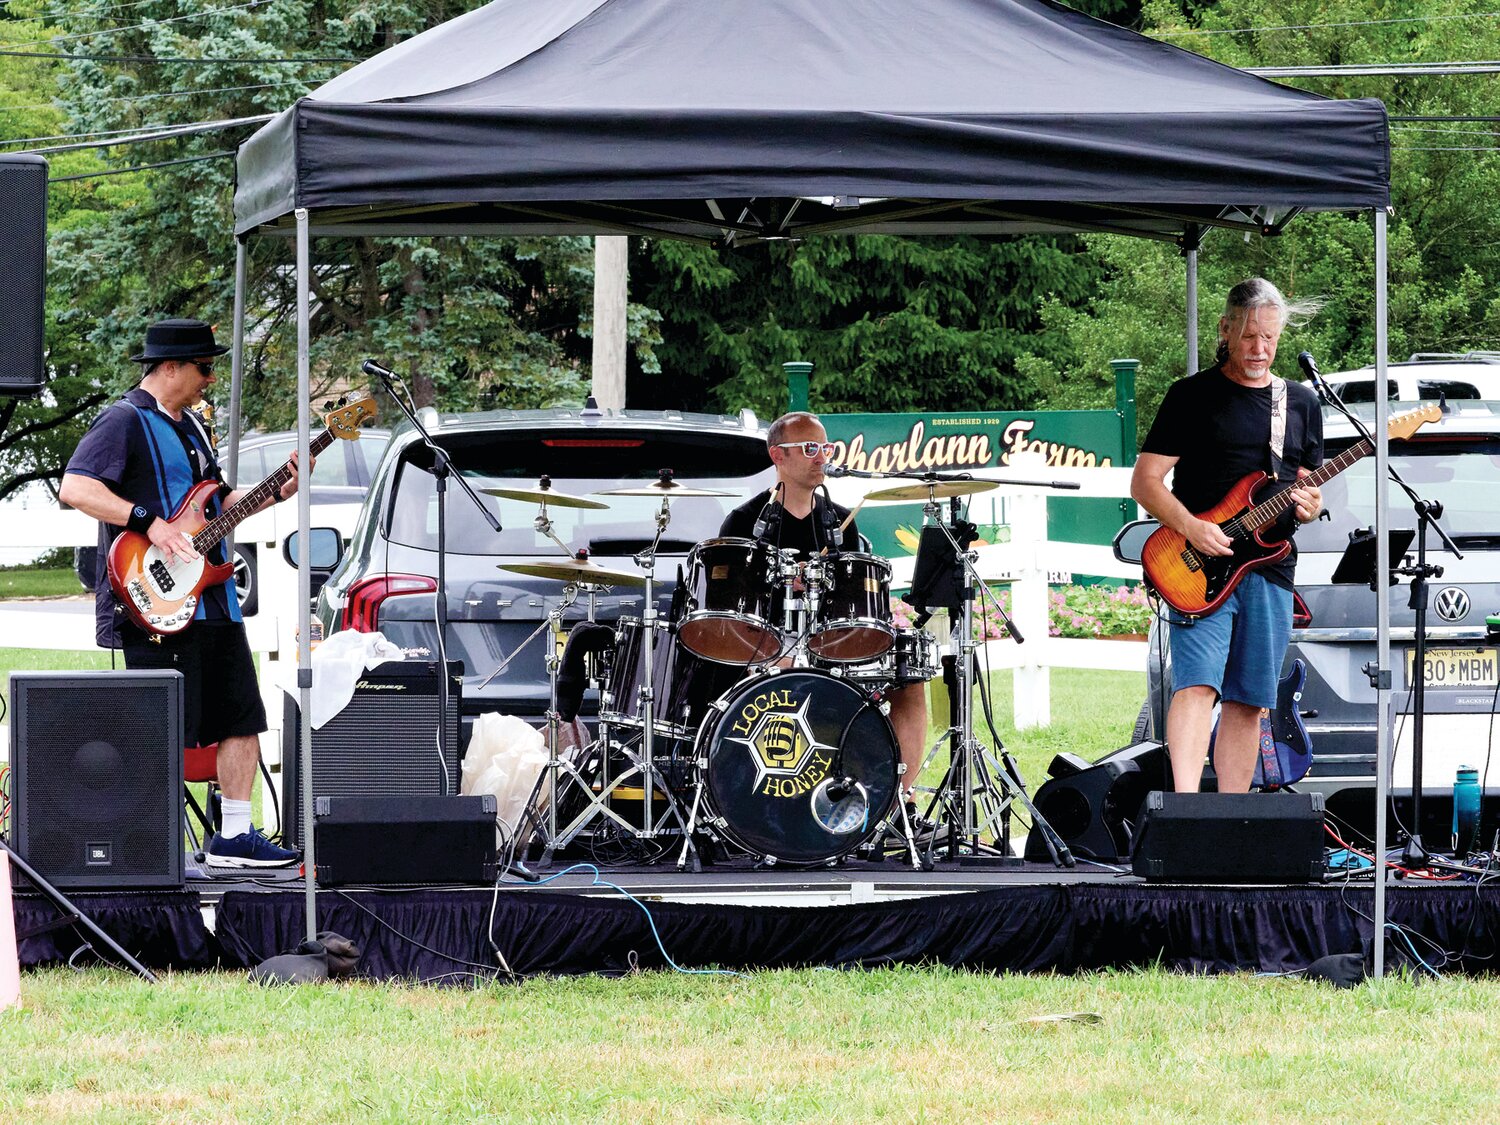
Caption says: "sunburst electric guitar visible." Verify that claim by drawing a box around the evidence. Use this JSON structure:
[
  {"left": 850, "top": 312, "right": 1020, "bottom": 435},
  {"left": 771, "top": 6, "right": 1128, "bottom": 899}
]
[
  {"left": 108, "top": 394, "right": 379, "bottom": 635},
  {"left": 1141, "top": 403, "right": 1440, "bottom": 617}
]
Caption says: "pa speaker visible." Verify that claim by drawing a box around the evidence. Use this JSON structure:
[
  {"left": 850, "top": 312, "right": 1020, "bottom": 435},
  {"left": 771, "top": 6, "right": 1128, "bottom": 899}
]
[
  {"left": 282, "top": 661, "right": 463, "bottom": 847},
  {"left": 1131, "top": 791, "right": 1327, "bottom": 883},
  {"left": 0, "top": 154, "right": 48, "bottom": 397},
  {"left": 9, "top": 670, "right": 184, "bottom": 888},
  {"left": 312, "top": 795, "right": 498, "bottom": 886},
  {"left": 1024, "top": 741, "right": 1167, "bottom": 862}
]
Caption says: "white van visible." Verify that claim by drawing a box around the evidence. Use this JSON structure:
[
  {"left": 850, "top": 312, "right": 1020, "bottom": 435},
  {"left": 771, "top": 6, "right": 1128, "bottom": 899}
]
[{"left": 1313, "top": 354, "right": 1500, "bottom": 404}]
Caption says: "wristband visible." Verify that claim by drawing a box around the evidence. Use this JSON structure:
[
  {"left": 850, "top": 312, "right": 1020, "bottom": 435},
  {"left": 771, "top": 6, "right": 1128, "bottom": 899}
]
[{"left": 126, "top": 505, "right": 155, "bottom": 536}]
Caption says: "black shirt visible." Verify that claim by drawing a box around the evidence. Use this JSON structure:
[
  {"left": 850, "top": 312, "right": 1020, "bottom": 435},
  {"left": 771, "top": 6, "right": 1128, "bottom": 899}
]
[
  {"left": 1141, "top": 364, "right": 1324, "bottom": 589},
  {"left": 720, "top": 489, "right": 861, "bottom": 558}
]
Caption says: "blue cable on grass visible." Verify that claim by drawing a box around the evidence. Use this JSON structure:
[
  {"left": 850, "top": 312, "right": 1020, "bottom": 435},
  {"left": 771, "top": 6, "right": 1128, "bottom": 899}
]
[{"left": 534, "top": 864, "right": 745, "bottom": 978}]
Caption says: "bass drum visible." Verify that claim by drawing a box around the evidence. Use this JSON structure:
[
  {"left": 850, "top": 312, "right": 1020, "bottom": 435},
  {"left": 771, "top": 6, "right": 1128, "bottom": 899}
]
[{"left": 695, "top": 669, "right": 898, "bottom": 865}]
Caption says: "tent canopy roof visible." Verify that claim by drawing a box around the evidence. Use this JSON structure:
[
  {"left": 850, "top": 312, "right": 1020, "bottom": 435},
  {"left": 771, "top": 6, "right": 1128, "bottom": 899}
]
[{"left": 233, "top": 0, "right": 1389, "bottom": 243}]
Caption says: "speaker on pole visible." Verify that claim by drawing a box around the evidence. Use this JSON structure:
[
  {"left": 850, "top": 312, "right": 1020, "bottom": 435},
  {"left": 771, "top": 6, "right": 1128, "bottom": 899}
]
[
  {"left": 0, "top": 154, "right": 48, "bottom": 397},
  {"left": 9, "top": 670, "right": 184, "bottom": 889}
]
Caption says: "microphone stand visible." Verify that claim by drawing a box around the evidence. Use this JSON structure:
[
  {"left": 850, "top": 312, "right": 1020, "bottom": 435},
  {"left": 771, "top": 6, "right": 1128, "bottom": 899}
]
[
  {"left": 1301, "top": 354, "right": 1461, "bottom": 866},
  {"left": 363, "top": 360, "right": 501, "bottom": 788}
]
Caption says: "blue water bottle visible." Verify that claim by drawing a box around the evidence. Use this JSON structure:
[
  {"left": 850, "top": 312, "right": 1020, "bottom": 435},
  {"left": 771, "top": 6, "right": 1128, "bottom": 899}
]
[{"left": 1452, "top": 765, "right": 1481, "bottom": 857}]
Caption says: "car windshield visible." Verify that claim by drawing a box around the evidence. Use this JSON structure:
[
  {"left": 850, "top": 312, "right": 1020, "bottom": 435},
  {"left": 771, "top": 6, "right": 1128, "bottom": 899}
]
[
  {"left": 1297, "top": 438, "right": 1500, "bottom": 552},
  {"left": 385, "top": 428, "right": 775, "bottom": 555}
]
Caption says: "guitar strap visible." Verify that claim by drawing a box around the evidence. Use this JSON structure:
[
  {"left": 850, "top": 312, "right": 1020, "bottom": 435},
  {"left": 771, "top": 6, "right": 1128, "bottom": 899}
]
[{"left": 1268, "top": 375, "right": 1288, "bottom": 480}]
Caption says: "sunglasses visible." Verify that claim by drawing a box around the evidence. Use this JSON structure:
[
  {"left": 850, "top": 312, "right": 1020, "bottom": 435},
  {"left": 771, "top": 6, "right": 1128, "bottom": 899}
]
[
  {"left": 774, "top": 441, "right": 836, "bottom": 459},
  {"left": 187, "top": 359, "right": 215, "bottom": 376}
]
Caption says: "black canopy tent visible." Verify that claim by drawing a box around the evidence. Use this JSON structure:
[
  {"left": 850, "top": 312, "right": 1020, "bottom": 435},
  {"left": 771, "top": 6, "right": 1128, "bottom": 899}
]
[{"left": 229, "top": 0, "right": 1399, "bottom": 969}]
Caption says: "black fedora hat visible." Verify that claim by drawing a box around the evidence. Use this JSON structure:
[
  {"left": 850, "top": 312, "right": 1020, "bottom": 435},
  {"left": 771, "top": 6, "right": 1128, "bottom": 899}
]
[{"left": 129, "top": 318, "right": 231, "bottom": 363}]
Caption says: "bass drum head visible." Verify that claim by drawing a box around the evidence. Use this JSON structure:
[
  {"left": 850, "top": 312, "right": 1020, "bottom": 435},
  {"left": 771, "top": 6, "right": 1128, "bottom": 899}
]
[{"left": 697, "top": 670, "right": 898, "bottom": 865}]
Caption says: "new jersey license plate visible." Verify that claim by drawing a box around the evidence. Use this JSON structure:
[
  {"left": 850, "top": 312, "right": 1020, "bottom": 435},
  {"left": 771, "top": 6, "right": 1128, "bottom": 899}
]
[{"left": 1405, "top": 647, "right": 1500, "bottom": 690}]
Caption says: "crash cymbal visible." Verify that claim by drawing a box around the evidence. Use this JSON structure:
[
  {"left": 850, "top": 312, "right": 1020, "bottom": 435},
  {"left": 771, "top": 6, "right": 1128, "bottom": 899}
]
[
  {"left": 480, "top": 480, "right": 609, "bottom": 509},
  {"left": 862, "top": 479, "right": 1000, "bottom": 502},
  {"left": 597, "top": 481, "right": 735, "bottom": 497},
  {"left": 499, "top": 557, "right": 646, "bottom": 586}
]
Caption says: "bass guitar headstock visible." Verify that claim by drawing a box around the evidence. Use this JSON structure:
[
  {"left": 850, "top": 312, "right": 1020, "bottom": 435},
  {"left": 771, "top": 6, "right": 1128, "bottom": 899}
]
[{"left": 323, "top": 393, "right": 379, "bottom": 439}]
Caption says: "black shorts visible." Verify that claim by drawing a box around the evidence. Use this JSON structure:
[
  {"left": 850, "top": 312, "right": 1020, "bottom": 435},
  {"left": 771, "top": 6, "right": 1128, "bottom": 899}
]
[{"left": 122, "top": 621, "right": 268, "bottom": 748}]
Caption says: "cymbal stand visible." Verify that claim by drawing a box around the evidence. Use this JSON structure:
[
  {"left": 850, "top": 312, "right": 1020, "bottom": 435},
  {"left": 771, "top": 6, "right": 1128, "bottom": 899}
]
[{"left": 916, "top": 493, "right": 1073, "bottom": 867}]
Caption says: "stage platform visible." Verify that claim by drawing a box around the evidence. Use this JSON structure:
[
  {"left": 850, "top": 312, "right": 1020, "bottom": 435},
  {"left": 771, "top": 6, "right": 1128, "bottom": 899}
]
[{"left": 13, "top": 858, "right": 1500, "bottom": 982}]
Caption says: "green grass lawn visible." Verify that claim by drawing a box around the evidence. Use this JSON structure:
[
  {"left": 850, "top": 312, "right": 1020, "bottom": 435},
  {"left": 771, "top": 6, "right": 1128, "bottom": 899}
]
[
  {"left": 5, "top": 967, "right": 1499, "bottom": 1122},
  {"left": 0, "top": 567, "right": 85, "bottom": 599}
]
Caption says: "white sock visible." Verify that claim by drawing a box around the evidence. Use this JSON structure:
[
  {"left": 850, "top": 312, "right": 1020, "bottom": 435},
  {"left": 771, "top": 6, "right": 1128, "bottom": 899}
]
[{"left": 220, "top": 798, "right": 252, "bottom": 839}]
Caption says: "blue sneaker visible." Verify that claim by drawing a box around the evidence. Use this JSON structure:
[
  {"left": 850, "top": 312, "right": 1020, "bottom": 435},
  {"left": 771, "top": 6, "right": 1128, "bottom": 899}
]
[{"left": 206, "top": 828, "right": 300, "bottom": 869}]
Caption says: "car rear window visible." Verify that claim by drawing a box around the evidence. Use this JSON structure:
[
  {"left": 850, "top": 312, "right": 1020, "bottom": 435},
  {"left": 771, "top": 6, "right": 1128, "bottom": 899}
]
[
  {"left": 1297, "top": 439, "right": 1500, "bottom": 553},
  {"left": 386, "top": 428, "right": 776, "bottom": 555}
]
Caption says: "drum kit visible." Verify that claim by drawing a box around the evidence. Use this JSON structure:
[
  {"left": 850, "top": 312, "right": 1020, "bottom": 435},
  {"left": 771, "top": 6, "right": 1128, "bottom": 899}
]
[{"left": 486, "top": 468, "right": 1071, "bottom": 872}]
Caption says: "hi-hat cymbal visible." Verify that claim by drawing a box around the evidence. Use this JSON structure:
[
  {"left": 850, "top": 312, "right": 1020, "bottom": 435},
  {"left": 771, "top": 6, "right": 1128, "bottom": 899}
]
[
  {"left": 863, "top": 479, "right": 1000, "bottom": 502},
  {"left": 480, "top": 482, "right": 609, "bottom": 509},
  {"left": 499, "top": 558, "right": 646, "bottom": 586},
  {"left": 597, "top": 481, "right": 735, "bottom": 497}
]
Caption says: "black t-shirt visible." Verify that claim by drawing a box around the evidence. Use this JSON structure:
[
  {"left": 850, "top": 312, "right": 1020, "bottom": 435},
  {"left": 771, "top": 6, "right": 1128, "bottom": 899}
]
[
  {"left": 720, "top": 489, "right": 861, "bottom": 558},
  {"left": 1141, "top": 365, "right": 1324, "bottom": 589}
]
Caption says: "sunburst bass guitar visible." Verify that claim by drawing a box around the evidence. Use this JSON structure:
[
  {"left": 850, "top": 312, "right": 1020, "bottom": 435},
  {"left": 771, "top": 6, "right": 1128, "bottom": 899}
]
[
  {"left": 1141, "top": 403, "right": 1440, "bottom": 617},
  {"left": 108, "top": 394, "right": 378, "bottom": 635}
]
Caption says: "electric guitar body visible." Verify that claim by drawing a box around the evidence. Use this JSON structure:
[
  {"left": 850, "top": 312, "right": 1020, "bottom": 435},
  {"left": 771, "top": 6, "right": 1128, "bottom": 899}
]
[
  {"left": 106, "top": 394, "right": 378, "bottom": 636},
  {"left": 107, "top": 480, "right": 234, "bottom": 634},
  {"left": 1140, "top": 472, "right": 1292, "bottom": 618}
]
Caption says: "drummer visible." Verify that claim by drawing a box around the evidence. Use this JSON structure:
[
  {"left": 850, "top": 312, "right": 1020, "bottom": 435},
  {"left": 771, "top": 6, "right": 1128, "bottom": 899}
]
[{"left": 720, "top": 411, "right": 930, "bottom": 812}]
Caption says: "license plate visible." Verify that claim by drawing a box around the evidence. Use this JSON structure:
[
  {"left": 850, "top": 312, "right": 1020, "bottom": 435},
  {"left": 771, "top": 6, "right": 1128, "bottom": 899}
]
[{"left": 1405, "top": 647, "right": 1500, "bottom": 690}]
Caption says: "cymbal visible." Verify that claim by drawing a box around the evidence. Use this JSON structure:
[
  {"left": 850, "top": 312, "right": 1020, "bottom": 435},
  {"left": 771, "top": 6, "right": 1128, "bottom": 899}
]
[
  {"left": 863, "top": 479, "right": 1000, "bottom": 502},
  {"left": 597, "top": 481, "right": 735, "bottom": 497},
  {"left": 480, "top": 483, "right": 609, "bottom": 510},
  {"left": 499, "top": 558, "right": 646, "bottom": 586}
]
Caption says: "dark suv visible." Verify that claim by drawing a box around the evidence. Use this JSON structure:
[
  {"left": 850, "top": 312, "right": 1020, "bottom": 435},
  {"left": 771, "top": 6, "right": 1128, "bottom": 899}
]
[
  {"left": 314, "top": 406, "right": 777, "bottom": 741},
  {"left": 1126, "top": 400, "right": 1500, "bottom": 839}
]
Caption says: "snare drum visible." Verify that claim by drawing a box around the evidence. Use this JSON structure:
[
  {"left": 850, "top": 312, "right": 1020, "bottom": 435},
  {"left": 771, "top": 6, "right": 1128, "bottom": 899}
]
[
  {"left": 600, "top": 617, "right": 744, "bottom": 736},
  {"left": 693, "top": 669, "right": 898, "bottom": 865},
  {"left": 841, "top": 627, "right": 939, "bottom": 688},
  {"left": 808, "top": 552, "right": 894, "bottom": 663},
  {"left": 678, "top": 537, "right": 784, "bottom": 664}
]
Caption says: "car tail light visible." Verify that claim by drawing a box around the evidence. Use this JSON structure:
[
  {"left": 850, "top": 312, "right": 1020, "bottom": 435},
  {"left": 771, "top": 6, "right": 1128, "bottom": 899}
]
[
  {"left": 1292, "top": 591, "right": 1312, "bottom": 629},
  {"left": 341, "top": 574, "right": 437, "bottom": 632}
]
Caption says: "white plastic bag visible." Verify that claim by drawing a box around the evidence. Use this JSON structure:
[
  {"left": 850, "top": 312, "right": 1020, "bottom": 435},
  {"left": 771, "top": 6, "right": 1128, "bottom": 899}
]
[{"left": 461, "top": 712, "right": 550, "bottom": 838}]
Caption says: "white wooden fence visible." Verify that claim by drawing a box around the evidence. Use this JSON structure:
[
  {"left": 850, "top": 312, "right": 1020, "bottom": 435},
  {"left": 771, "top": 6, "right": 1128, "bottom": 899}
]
[{"left": 3, "top": 453, "right": 1147, "bottom": 733}]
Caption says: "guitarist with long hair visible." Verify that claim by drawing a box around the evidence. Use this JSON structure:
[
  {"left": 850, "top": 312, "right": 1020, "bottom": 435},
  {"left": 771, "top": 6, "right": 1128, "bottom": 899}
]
[
  {"left": 60, "top": 319, "right": 307, "bottom": 869},
  {"left": 1129, "top": 280, "right": 1325, "bottom": 795}
]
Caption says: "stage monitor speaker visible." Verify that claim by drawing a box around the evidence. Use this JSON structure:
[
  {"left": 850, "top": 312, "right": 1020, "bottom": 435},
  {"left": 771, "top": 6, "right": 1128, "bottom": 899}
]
[
  {"left": 9, "top": 670, "right": 184, "bottom": 889},
  {"left": 0, "top": 155, "right": 48, "bottom": 397},
  {"left": 282, "top": 660, "right": 464, "bottom": 847},
  {"left": 312, "top": 795, "right": 498, "bottom": 886},
  {"left": 1024, "top": 741, "right": 1167, "bottom": 863},
  {"left": 1131, "top": 791, "right": 1327, "bottom": 883}
]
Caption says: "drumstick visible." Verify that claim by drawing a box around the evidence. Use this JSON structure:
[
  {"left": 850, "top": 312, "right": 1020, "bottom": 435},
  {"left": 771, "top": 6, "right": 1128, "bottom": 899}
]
[{"left": 838, "top": 496, "right": 867, "bottom": 535}]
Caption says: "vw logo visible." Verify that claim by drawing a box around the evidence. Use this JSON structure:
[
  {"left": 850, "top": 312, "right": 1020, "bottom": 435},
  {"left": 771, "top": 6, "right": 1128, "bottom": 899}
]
[{"left": 1434, "top": 586, "right": 1471, "bottom": 622}]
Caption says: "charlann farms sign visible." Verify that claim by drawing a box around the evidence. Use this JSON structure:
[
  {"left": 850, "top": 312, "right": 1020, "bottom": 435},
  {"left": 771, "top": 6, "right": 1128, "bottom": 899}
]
[{"left": 822, "top": 411, "right": 1128, "bottom": 562}]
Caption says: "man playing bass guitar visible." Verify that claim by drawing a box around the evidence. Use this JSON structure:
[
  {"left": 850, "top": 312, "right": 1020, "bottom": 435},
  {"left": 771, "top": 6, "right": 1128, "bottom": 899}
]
[
  {"left": 1129, "top": 279, "right": 1325, "bottom": 795},
  {"left": 60, "top": 319, "right": 308, "bottom": 869}
]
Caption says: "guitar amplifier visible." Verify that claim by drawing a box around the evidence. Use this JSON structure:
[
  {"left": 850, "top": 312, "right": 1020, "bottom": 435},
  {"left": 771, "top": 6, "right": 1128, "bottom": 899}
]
[
  {"left": 282, "top": 661, "right": 464, "bottom": 847},
  {"left": 312, "top": 795, "right": 498, "bottom": 886}
]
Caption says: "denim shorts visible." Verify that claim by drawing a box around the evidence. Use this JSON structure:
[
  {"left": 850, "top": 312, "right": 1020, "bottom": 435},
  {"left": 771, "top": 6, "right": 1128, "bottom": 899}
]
[{"left": 1167, "top": 571, "right": 1293, "bottom": 709}]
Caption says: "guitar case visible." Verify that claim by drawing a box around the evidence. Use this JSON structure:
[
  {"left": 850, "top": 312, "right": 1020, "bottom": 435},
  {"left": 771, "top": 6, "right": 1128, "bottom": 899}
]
[{"left": 1209, "top": 658, "right": 1312, "bottom": 790}]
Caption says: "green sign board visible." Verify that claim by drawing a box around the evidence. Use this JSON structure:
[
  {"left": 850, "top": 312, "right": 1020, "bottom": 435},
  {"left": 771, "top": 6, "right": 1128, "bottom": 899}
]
[{"left": 821, "top": 410, "right": 1129, "bottom": 569}]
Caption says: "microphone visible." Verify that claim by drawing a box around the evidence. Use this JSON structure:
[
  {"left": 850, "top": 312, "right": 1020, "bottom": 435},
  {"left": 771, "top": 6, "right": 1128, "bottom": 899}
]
[
  {"left": 361, "top": 358, "right": 399, "bottom": 383},
  {"left": 824, "top": 776, "right": 856, "bottom": 803},
  {"left": 752, "top": 483, "right": 783, "bottom": 539},
  {"left": 817, "top": 484, "right": 844, "bottom": 549},
  {"left": 824, "top": 465, "right": 849, "bottom": 477},
  {"left": 1297, "top": 351, "right": 1329, "bottom": 402}
]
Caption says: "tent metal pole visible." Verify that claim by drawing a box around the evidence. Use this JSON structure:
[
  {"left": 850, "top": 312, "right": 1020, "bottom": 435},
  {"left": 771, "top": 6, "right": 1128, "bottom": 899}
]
[
  {"left": 227, "top": 238, "right": 247, "bottom": 487},
  {"left": 1373, "top": 207, "right": 1391, "bottom": 980},
  {"left": 295, "top": 207, "right": 317, "bottom": 944},
  {"left": 1185, "top": 247, "right": 1199, "bottom": 373}
]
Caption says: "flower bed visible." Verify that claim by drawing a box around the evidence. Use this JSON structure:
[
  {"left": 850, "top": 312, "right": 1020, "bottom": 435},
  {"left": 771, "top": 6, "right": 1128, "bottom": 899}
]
[{"left": 893, "top": 583, "right": 1152, "bottom": 640}]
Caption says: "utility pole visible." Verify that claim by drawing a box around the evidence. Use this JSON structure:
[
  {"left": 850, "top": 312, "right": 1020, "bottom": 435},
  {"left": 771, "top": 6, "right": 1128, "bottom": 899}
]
[{"left": 591, "top": 236, "right": 628, "bottom": 411}]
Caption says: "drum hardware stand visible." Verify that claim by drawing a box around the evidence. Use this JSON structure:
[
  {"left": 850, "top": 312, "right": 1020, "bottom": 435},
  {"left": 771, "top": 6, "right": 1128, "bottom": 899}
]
[{"left": 914, "top": 489, "right": 1074, "bottom": 868}]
